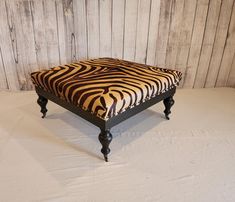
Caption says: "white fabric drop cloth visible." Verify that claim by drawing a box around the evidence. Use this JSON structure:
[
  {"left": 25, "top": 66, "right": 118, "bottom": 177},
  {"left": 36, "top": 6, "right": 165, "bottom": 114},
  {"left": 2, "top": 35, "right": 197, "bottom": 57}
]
[{"left": 0, "top": 88, "right": 235, "bottom": 202}]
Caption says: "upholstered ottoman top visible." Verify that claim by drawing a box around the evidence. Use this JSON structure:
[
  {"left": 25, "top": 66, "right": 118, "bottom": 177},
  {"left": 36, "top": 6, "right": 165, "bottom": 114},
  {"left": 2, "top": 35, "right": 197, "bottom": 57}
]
[{"left": 31, "top": 58, "right": 182, "bottom": 120}]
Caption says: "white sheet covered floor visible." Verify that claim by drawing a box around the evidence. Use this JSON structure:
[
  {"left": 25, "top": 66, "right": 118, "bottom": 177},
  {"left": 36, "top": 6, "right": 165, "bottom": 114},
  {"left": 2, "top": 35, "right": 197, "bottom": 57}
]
[{"left": 0, "top": 88, "right": 235, "bottom": 202}]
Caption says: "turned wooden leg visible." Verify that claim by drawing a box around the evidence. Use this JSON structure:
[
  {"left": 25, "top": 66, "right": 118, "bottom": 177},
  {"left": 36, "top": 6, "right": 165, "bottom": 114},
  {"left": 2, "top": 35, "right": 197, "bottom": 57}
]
[
  {"left": 37, "top": 94, "right": 48, "bottom": 118},
  {"left": 98, "top": 129, "right": 113, "bottom": 162},
  {"left": 163, "top": 95, "right": 175, "bottom": 120}
]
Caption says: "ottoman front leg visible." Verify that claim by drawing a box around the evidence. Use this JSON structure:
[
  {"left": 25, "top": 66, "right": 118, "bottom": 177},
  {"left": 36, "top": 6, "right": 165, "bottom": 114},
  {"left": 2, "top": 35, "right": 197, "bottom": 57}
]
[
  {"left": 37, "top": 94, "right": 48, "bottom": 118},
  {"left": 163, "top": 95, "right": 175, "bottom": 120},
  {"left": 98, "top": 129, "right": 113, "bottom": 162}
]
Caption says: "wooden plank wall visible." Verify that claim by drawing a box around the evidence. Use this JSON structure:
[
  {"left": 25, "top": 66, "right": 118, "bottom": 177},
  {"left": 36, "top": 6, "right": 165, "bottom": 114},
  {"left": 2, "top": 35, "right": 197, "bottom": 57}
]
[{"left": 0, "top": 0, "right": 234, "bottom": 90}]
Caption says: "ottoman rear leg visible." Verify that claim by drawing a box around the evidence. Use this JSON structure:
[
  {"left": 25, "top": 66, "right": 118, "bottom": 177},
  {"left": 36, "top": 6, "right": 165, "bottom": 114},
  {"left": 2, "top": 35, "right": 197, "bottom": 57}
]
[
  {"left": 163, "top": 95, "right": 175, "bottom": 120},
  {"left": 37, "top": 94, "right": 48, "bottom": 118},
  {"left": 98, "top": 129, "right": 113, "bottom": 162}
]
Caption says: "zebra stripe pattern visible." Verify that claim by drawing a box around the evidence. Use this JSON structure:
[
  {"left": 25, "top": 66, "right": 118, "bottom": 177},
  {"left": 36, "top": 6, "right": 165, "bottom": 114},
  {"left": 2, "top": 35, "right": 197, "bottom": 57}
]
[{"left": 31, "top": 58, "right": 182, "bottom": 120}]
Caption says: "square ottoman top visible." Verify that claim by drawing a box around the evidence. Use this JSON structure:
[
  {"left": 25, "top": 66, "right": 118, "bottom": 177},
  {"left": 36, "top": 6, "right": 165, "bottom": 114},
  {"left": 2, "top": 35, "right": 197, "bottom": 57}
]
[{"left": 31, "top": 58, "right": 182, "bottom": 120}]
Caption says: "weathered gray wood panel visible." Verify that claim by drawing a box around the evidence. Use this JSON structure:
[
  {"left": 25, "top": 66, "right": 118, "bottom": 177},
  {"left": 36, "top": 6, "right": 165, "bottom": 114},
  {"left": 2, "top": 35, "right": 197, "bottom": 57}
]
[
  {"left": 0, "top": 1, "right": 20, "bottom": 90},
  {"left": 194, "top": 0, "right": 222, "bottom": 88},
  {"left": 99, "top": 0, "right": 112, "bottom": 57},
  {"left": 86, "top": 0, "right": 99, "bottom": 58},
  {"left": 146, "top": 0, "right": 161, "bottom": 65},
  {"left": 227, "top": 55, "right": 235, "bottom": 87},
  {"left": 112, "top": 0, "right": 125, "bottom": 58},
  {"left": 123, "top": 0, "right": 139, "bottom": 61},
  {"left": 0, "top": 0, "right": 234, "bottom": 90},
  {"left": 216, "top": 2, "right": 235, "bottom": 87},
  {"left": 165, "top": 0, "right": 185, "bottom": 69},
  {"left": 205, "top": 0, "right": 234, "bottom": 87},
  {"left": 183, "top": 0, "right": 210, "bottom": 88},
  {"left": 134, "top": 0, "right": 151, "bottom": 63},
  {"left": 73, "top": 0, "right": 88, "bottom": 60},
  {"left": 155, "top": 0, "right": 173, "bottom": 67},
  {"left": 175, "top": 0, "right": 197, "bottom": 88}
]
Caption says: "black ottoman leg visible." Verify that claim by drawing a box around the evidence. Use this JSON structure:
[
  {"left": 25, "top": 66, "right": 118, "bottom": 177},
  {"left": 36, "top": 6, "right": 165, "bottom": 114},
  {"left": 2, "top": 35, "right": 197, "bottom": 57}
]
[
  {"left": 37, "top": 94, "right": 48, "bottom": 118},
  {"left": 163, "top": 95, "right": 175, "bottom": 120},
  {"left": 98, "top": 129, "right": 113, "bottom": 162}
]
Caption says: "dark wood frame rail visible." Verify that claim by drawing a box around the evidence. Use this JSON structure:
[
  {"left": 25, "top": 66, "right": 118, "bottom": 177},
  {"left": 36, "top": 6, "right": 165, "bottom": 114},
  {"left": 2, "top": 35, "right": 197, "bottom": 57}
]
[{"left": 36, "top": 86, "right": 176, "bottom": 162}]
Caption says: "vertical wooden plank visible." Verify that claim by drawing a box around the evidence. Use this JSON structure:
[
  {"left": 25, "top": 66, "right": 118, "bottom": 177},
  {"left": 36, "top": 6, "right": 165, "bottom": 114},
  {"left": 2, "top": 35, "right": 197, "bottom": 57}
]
[
  {"left": 194, "top": 0, "right": 222, "bottom": 88},
  {"left": 123, "top": 0, "right": 139, "bottom": 61},
  {"left": 183, "top": 0, "right": 210, "bottom": 88},
  {"left": 0, "top": 47, "right": 8, "bottom": 89},
  {"left": 1, "top": 0, "right": 23, "bottom": 90},
  {"left": 0, "top": 3, "right": 9, "bottom": 89},
  {"left": 87, "top": 0, "right": 100, "bottom": 58},
  {"left": 99, "top": 0, "right": 112, "bottom": 57},
  {"left": 18, "top": 1, "right": 38, "bottom": 69},
  {"left": 146, "top": 0, "right": 161, "bottom": 65},
  {"left": 55, "top": 0, "right": 67, "bottom": 64},
  {"left": 73, "top": 0, "right": 88, "bottom": 60},
  {"left": 205, "top": 0, "right": 234, "bottom": 88},
  {"left": 112, "top": 0, "right": 125, "bottom": 58},
  {"left": 29, "top": 0, "right": 49, "bottom": 69},
  {"left": 62, "top": 0, "right": 76, "bottom": 62},
  {"left": 134, "top": 0, "right": 151, "bottom": 63},
  {"left": 226, "top": 55, "right": 235, "bottom": 87},
  {"left": 216, "top": 3, "right": 235, "bottom": 87},
  {"left": 43, "top": 0, "right": 60, "bottom": 67},
  {"left": 175, "top": 0, "right": 197, "bottom": 86},
  {"left": 155, "top": 0, "right": 173, "bottom": 67},
  {"left": 6, "top": 0, "right": 30, "bottom": 90},
  {"left": 19, "top": 0, "right": 39, "bottom": 89},
  {"left": 165, "top": 0, "right": 185, "bottom": 68}
]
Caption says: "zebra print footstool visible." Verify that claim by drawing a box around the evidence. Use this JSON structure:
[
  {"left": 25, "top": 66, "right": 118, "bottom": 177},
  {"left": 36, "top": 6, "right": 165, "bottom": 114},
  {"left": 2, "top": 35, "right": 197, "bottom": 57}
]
[{"left": 31, "top": 58, "right": 182, "bottom": 161}]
